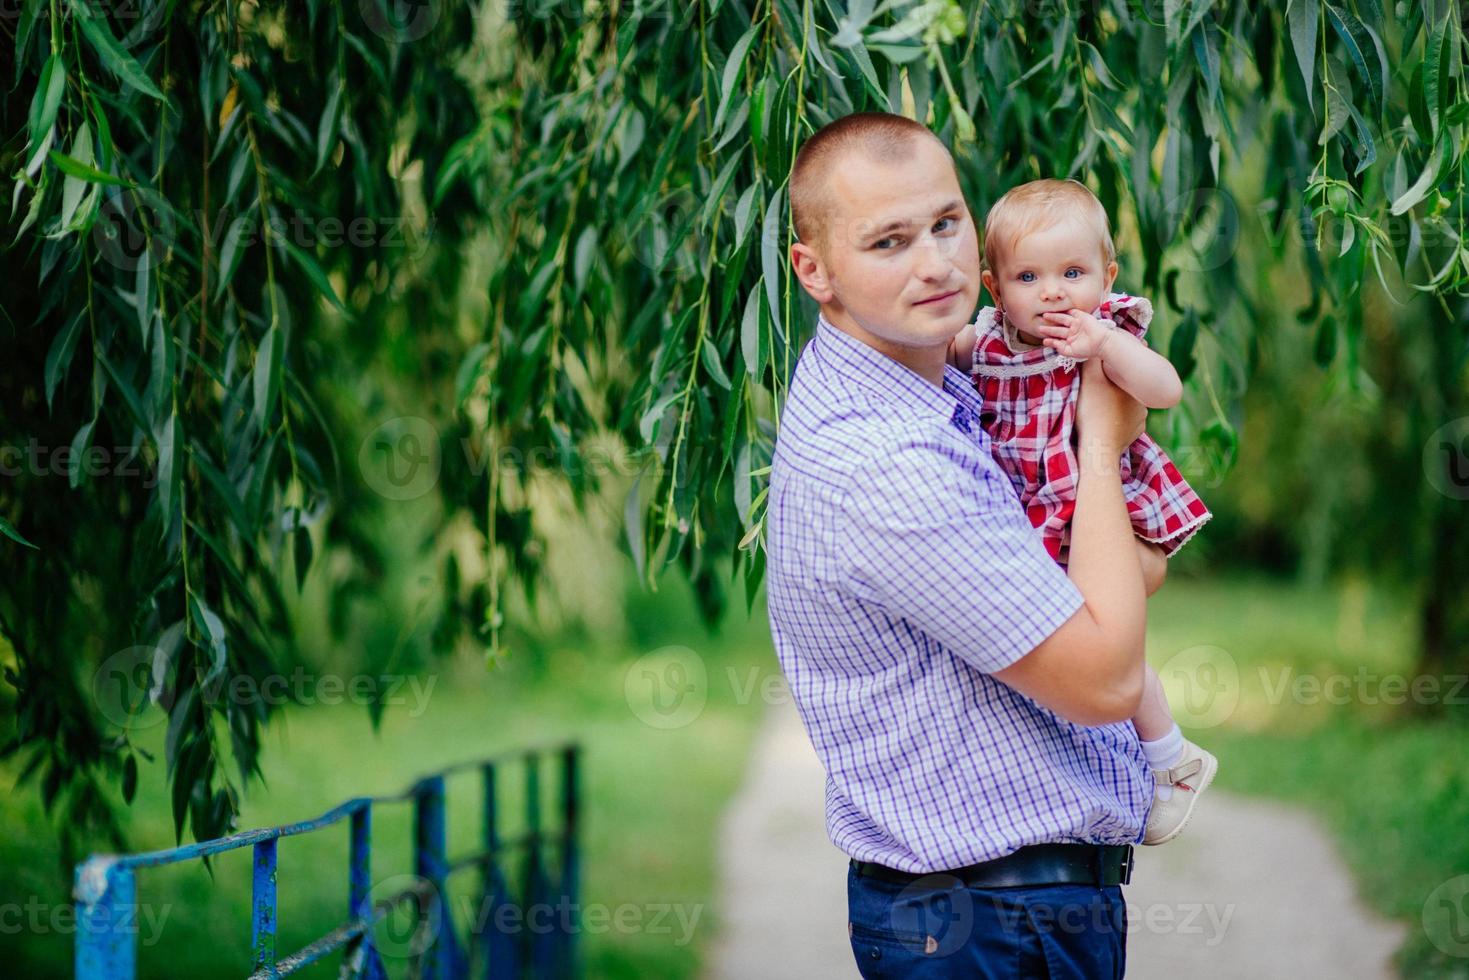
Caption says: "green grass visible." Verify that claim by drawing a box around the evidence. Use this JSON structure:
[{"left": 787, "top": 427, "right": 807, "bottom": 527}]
[
  {"left": 1146, "top": 574, "right": 1469, "bottom": 979},
  {"left": 0, "top": 582, "right": 773, "bottom": 980}
]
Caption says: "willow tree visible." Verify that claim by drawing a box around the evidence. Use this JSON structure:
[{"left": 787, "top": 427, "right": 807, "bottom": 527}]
[{"left": 3, "top": 0, "right": 1466, "bottom": 860}]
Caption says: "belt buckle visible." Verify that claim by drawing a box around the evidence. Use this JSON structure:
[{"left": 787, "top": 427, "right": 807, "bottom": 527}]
[{"left": 1095, "top": 844, "right": 1133, "bottom": 886}]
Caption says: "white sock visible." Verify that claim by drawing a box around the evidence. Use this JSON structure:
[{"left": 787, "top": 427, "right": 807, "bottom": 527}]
[{"left": 1140, "top": 724, "right": 1185, "bottom": 801}]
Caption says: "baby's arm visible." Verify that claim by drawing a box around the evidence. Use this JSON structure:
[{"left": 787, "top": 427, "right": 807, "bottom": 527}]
[
  {"left": 946, "top": 320, "right": 977, "bottom": 373},
  {"left": 1038, "top": 310, "right": 1183, "bottom": 409},
  {"left": 1138, "top": 539, "right": 1167, "bottom": 596}
]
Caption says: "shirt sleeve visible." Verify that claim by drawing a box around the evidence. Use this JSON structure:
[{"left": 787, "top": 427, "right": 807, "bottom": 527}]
[
  {"left": 1102, "top": 294, "right": 1153, "bottom": 341},
  {"left": 837, "top": 427, "right": 1084, "bottom": 674}
]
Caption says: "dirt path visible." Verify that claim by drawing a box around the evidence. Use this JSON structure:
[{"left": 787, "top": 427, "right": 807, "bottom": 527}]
[{"left": 706, "top": 699, "right": 1406, "bottom": 979}]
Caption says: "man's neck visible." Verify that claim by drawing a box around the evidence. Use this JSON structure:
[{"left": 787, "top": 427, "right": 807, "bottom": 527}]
[{"left": 821, "top": 306, "right": 948, "bottom": 389}]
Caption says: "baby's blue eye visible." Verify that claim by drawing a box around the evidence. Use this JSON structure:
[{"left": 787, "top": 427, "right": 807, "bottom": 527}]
[
  {"left": 1065, "top": 267, "right": 1083, "bottom": 279},
  {"left": 1018, "top": 271, "right": 1035, "bottom": 282}
]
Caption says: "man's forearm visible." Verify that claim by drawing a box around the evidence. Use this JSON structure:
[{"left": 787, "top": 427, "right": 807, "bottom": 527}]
[{"left": 1067, "top": 437, "right": 1148, "bottom": 700}]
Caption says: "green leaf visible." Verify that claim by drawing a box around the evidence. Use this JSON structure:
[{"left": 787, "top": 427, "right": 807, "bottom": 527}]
[
  {"left": 294, "top": 526, "right": 313, "bottom": 591},
  {"left": 1286, "top": 0, "right": 1319, "bottom": 111},
  {"left": 0, "top": 516, "right": 39, "bottom": 550},
  {"left": 253, "top": 325, "right": 284, "bottom": 434},
  {"left": 25, "top": 54, "right": 66, "bottom": 175},
  {"left": 1424, "top": 15, "right": 1449, "bottom": 135},
  {"left": 733, "top": 183, "right": 760, "bottom": 246},
  {"left": 573, "top": 226, "right": 598, "bottom": 294},
  {"left": 48, "top": 149, "right": 133, "bottom": 187},
  {"left": 122, "top": 754, "right": 138, "bottom": 804},
  {"left": 1325, "top": 5, "right": 1384, "bottom": 121},
  {"left": 760, "top": 184, "right": 786, "bottom": 344},
  {"left": 72, "top": 0, "right": 168, "bottom": 102},
  {"left": 214, "top": 214, "right": 252, "bottom": 301},
  {"left": 700, "top": 336, "right": 733, "bottom": 391},
  {"left": 1168, "top": 308, "right": 1199, "bottom": 382},
  {"left": 68, "top": 420, "right": 95, "bottom": 489},
  {"left": 44, "top": 311, "right": 86, "bottom": 410},
  {"left": 314, "top": 83, "right": 344, "bottom": 175},
  {"left": 740, "top": 286, "right": 761, "bottom": 374},
  {"left": 455, "top": 341, "right": 490, "bottom": 405},
  {"left": 1312, "top": 315, "right": 1338, "bottom": 366},
  {"left": 639, "top": 388, "right": 682, "bottom": 442},
  {"left": 280, "top": 238, "right": 349, "bottom": 315},
  {"left": 712, "top": 25, "right": 760, "bottom": 136},
  {"left": 1390, "top": 138, "right": 1450, "bottom": 215},
  {"left": 155, "top": 413, "right": 179, "bottom": 527},
  {"left": 188, "top": 595, "right": 228, "bottom": 688},
  {"left": 1080, "top": 41, "right": 1120, "bottom": 91}
]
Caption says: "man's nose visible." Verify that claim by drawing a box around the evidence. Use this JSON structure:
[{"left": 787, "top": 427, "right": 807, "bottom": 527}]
[{"left": 913, "top": 237, "right": 955, "bottom": 280}]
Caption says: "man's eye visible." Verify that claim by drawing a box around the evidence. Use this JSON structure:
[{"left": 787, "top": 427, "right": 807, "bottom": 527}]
[
  {"left": 933, "top": 217, "right": 955, "bottom": 233},
  {"left": 1018, "top": 272, "right": 1035, "bottom": 282},
  {"left": 873, "top": 237, "right": 900, "bottom": 250},
  {"left": 1065, "top": 267, "right": 1084, "bottom": 279}
]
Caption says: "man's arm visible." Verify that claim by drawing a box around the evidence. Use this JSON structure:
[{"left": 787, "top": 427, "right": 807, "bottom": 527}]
[{"left": 991, "top": 359, "right": 1149, "bottom": 726}]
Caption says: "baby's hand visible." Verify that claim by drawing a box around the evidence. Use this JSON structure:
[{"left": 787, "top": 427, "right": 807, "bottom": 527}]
[{"left": 1036, "top": 309, "right": 1115, "bottom": 361}]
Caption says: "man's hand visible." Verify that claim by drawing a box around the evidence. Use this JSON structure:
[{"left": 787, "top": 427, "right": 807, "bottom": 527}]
[
  {"left": 1035, "top": 309, "right": 1114, "bottom": 361},
  {"left": 1074, "top": 357, "right": 1146, "bottom": 457}
]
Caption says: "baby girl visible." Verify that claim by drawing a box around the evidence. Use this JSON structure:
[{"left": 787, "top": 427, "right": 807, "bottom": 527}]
[{"left": 948, "top": 178, "right": 1217, "bottom": 845}]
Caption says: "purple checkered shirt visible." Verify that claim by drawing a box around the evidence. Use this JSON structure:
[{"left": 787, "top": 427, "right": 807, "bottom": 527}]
[{"left": 766, "top": 315, "right": 1151, "bottom": 873}]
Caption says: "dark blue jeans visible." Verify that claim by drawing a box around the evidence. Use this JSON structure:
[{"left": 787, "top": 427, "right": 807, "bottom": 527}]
[{"left": 847, "top": 864, "right": 1128, "bottom": 978}]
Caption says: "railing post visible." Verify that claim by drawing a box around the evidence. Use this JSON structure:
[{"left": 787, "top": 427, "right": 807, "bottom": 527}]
[
  {"left": 557, "top": 745, "right": 581, "bottom": 979},
  {"left": 75, "top": 860, "right": 137, "bottom": 980},
  {"left": 479, "top": 763, "right": 517, "bottom": 977},
  {"left": 415, "top": 775, "right": 466, "bottom": 980},
  {"left": 345, "top": 803, "right": 389, "bottom": 980},
  {"left": 252, "top": 839, "right": 278, "bottom": 976},
  {"left": 523, "top": 752, "right": 555, "bottom": 974}
]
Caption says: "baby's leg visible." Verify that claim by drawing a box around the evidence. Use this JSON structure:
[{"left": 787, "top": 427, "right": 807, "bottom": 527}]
[
  {"left": 1137, "top": 539, "right": 1167, "bottom": 596},
  {"left": 1133, "top": 663, "right": 1175, "bottom": 741}
]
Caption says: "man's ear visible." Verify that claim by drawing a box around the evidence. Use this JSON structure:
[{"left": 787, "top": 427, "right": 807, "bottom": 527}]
[
  {"left": 790, "top": 241, "right": 835, "bottom": 304},
  {"left": 981, "top": 269, "right": 1001, "bottom": 309}
]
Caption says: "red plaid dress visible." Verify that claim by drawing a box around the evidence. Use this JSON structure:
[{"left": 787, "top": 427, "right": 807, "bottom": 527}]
[{"left": 968, "top": 292, "right": 1211, "bottom": 565}]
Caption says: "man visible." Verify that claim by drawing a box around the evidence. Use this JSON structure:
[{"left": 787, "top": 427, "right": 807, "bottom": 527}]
[{"left": 766, "top": 111, "right": 1153, "bottom": 977}]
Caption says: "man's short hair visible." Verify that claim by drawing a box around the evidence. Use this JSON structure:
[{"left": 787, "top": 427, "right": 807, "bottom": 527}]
[
  {"left": 981, "top": 178, "right": 1116, "bottom": 274},
  {"left": 789, "top": 112, "right": 946, "bottom": 249}
]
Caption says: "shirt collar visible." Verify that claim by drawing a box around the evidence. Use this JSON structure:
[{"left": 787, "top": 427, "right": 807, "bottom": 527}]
[{"left": 814, "top": 314, "right": 985, "bottom": 423}]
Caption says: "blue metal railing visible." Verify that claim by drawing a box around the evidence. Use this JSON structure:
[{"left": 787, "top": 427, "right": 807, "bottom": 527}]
[{"left": 74, "top": 743, "right": 581, "bottom": 979}]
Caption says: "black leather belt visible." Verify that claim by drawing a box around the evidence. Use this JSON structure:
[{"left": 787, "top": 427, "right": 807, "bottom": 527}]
[{"left": 851, "top": 843, "right": 1134, "bottom": 888}]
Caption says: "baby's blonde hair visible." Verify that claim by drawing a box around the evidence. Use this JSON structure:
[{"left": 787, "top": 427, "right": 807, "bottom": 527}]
[{"left": 982, "top": 178, "right": 1116, "bottom": 274}]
